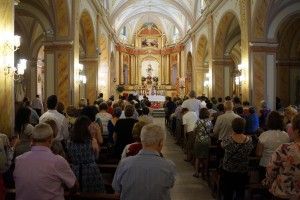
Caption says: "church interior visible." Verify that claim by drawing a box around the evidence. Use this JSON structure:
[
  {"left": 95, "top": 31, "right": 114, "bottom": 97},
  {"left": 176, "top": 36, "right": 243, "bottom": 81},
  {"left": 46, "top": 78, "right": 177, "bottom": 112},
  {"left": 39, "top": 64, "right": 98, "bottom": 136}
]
[{"left": 1, "top": 0, "right": 300, "bottom": 199}]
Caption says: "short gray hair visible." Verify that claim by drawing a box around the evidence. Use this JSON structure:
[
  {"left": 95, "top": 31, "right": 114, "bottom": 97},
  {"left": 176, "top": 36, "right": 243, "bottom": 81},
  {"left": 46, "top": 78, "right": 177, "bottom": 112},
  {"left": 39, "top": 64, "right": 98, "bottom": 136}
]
[{"left": 141, "top": 124, "right": 166, "bottom": 146}]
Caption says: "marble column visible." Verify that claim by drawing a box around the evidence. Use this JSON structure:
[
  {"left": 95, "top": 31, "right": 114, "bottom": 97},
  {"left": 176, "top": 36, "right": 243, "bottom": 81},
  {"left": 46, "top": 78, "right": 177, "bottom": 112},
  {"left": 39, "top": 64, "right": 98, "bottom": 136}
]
[
  {"left": 239, "top": 0, "right": 251, "bottom": 101},
  {"left": 0, "top": 0, "right": 14, "bottom": 135},
  {"left": 80, "top": 58, "right": 98, "bottom": 103},
  {"left": 250, "top": 43, "right": 277, "bottom": 110},
  {"left": 44, "top": 41, "right": 73, "bottom": 108},
  {"left": 166, "top": 54, "right": 170, "bottom": 84}
]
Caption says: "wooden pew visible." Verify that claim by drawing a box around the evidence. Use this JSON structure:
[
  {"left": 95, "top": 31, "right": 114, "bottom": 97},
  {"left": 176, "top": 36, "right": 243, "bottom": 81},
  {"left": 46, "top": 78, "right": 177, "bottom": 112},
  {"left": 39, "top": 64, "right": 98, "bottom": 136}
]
[{"left": 5, "top": 189, "right": 120, "bottom": 200}]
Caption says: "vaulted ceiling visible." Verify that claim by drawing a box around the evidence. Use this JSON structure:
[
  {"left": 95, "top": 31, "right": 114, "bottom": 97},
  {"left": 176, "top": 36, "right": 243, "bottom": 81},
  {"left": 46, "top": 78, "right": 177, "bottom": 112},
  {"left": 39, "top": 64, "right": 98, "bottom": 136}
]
[{"left": 105, "top": 0, "right": 207, "bottom": 43}]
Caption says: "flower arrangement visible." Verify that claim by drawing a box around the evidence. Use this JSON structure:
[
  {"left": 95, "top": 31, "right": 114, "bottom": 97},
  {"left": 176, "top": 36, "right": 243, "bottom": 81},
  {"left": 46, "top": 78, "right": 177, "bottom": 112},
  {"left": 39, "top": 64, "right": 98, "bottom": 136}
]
[{"left": 116, "top": 85, "right": 125, "bottom": 93}]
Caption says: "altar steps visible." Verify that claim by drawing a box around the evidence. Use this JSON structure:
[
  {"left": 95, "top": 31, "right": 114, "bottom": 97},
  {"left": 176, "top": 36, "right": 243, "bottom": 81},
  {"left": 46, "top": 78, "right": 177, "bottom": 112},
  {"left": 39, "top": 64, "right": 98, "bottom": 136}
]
[{"left": 152, "top": 108, "right": 165, "bottom": 118}]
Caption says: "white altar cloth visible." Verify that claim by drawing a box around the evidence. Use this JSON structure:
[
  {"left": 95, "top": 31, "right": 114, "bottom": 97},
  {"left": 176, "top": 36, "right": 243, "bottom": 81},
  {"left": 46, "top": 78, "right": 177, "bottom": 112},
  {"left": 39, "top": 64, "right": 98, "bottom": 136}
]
[{"left": 139, "top": 95, "right": 165, "bottom": 102}]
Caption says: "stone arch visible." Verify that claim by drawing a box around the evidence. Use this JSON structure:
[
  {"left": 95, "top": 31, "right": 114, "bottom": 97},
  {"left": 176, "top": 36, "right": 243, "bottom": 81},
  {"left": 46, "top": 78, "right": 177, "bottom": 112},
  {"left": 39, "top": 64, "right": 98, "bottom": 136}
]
[
  {"left": 186, "top": 52, "right": 192, "bottom": 95},
  {"left": 80, "top": 10, "right": 97, "bottom": 57},
  {"left": 79, "top": 10, "right": 98, "bottom": 102},
  {"left": 214, "top": 12, "right": 241, "bottom": 98},
  {"left": 252, "top": 0, "right": 271, "bottom": 39},
  {"left": 53, "top": 0, "right": 70, "bottom": 37},
  {"left": 276, "top": 13, "right": 300, "bottom": 107},
  {"left": 195, "top": 35, "right": 208, "bottom": 96},
  {"left": 99, "top": 34, "right": 109, "bottom": 99},
  {"left": 267, "top": 2, "right": 300, "bottom": 40}
]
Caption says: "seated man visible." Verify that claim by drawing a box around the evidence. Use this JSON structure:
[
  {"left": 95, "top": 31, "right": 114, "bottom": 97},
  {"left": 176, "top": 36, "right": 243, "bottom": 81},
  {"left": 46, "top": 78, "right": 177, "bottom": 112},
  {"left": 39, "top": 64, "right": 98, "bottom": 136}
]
[
  {"left": 112, "top": 124, "right": 176, "bottom": 200},
  {"left": 14, "top": 123, "right": 77, "bottom": 200}
]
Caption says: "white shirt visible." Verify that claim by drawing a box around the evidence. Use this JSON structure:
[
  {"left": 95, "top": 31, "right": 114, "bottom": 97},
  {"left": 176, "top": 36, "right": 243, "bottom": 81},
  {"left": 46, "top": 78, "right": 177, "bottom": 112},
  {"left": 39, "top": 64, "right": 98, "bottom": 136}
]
[
  {"left": 182, "top": 98, "right": 203, "bottom": 118},
  {"left": 213, "top": 111, "right": 240, "bottom": 140},
  {"left": 31, "top": 97, "right": 43, "bottom": 111},
  {"left": 39, "top": 110, "right": 69, "bottom": 141},
  {"left": 258, "top": 130, "right": 290, "bottom": 167},
  {"left": 182, "top": 111, "right": 198, "bottom": 132}
]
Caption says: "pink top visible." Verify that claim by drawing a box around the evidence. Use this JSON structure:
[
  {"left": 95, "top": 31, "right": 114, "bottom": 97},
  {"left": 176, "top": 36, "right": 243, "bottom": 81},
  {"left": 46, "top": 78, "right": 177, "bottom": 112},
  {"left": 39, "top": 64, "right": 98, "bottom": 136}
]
[{"left": 14, "top": 146, "right": 76, "bottom": 200}]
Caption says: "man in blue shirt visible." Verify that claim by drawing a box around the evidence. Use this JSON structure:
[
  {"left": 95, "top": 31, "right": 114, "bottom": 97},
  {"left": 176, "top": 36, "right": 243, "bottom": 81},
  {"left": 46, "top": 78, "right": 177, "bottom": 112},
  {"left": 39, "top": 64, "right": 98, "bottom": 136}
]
[{"left": 112, "top": 124, "right": 176, "bottom": 200}]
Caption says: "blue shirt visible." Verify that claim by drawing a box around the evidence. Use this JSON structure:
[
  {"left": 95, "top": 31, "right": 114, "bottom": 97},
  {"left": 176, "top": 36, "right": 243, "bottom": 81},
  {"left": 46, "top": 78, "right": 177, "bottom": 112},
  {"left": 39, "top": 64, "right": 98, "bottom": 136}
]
[
  {"left": 245, "top": 113, "right": 259, "bottom": 134},
  {"left": 112, "top": 149, "right": 176, "bottom": 200}
]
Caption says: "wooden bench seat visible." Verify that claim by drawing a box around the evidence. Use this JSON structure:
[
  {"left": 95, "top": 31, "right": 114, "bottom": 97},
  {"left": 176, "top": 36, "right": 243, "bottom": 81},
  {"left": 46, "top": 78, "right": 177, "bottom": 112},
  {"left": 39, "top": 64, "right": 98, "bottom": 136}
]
[{"left": 5, "top": 189, "right": 120, "bottom": 200}]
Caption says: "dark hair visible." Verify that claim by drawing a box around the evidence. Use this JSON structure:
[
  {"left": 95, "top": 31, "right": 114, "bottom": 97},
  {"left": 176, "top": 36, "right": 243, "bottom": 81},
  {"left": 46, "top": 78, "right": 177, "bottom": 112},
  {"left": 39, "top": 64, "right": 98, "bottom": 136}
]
[
  {"left": 80, "top": 106, "right": 98, "bottom": 121},
  {"left": 199, "top": 108, "right": 210, "bottom": 119},
  {"left": 181, "top": 107, "right": 189, "bottom": 113},
  {"left": 233, "top": 96, "right": 241, "bottom": 104},
  {"left": 36, "top": 95, "right": 39, "bottom": 98},
  {"left": 235, "top": 106, "right": 244, "bottom": 115},
  {"left": 225, "top": 96, "right": 231, "bottom": 101},
  {"left": 243, "top": 101, "right": 250, "bottom": 106},
  {"left": 217, "top": 103, "right": 224, "bottom": 112},
  {"left": 232, "top": 118, "right": 246, "bottom": 134},
  {"left": 57, "top": 102, "right": 65, "bottom": 115},
  {"left": 112, "top": 107, "right": 122, "bottom": 118},
  {"left": 142, "top": 107, "right": 150, "bottom": 115},
  {"left": 71, "top": 116, "right": 92, "bottom": 143},
  {"left": 47, "top": 95, "right": 58, "bottom": 109},
  {"left": 99, "top": 102, "right": 108, "bottom": 111},
  {"left": 125, "top": 104, "right": 135, "bottom": 117},
  {"left": 15, "top": 107, "right": 31, "bottom": 133},
  {"left": 249, "top": 107, "right": 256, "bottom": 114},
  {"left": 267, "top": 111, "right": 284, "bottom": 131},
  {"left": 98, "top": 93, "right": 103, "bottom": 98},
  {"left": 218, "top": 97, "right": 223, "bottom": 103},
  {"left": 292, "top": 113, "right": 300, "bottom": 133},
  {"left": 206, "top": 102, "right": 213, "bottom": 109}
]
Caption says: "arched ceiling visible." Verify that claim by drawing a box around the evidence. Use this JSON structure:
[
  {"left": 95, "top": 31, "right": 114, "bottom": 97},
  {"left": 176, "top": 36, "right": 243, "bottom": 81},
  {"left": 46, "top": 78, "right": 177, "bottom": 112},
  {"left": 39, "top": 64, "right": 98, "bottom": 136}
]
[{"left": 107, "top": 0, "right": 204, "bottom": 43}]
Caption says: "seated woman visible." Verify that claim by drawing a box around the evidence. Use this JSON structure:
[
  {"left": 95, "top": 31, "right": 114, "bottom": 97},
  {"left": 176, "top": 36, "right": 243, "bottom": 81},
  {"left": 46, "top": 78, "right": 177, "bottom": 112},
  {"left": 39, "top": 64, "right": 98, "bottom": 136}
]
[
  {"left": 256, "top": 111, "right": 290, "bottom": 180},
  {"left": 263, "top": 113, "right": 300, "bottom": 199},
  {"left": 193, "top": 108, "right": 213, "bottom": 179},
  {"left": 221, "top": 118, "right": 253, "bottom": 200},
  {"left": 67, "top": 116, "right": 105, "bottom": 192},
  {"left": 121, "top": 121, "right": 148, "bottom": 159}
]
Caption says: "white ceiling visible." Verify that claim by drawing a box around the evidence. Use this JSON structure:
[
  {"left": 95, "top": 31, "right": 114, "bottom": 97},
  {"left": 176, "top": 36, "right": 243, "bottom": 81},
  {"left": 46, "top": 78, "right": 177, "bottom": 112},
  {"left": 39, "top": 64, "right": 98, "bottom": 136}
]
[{"left": 104, "top": 0, "right": 206, "bottom": 43}]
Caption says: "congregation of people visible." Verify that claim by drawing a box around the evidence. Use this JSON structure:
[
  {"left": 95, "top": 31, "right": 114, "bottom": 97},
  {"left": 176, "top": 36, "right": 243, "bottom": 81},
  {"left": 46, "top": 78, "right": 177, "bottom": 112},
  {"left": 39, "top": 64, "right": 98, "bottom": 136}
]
[
  {"left": 164, "top": 90, "right": 300, "bottom": 200},
  {"left": 0, "top": 90, "right": 299, "bottom": 200}
]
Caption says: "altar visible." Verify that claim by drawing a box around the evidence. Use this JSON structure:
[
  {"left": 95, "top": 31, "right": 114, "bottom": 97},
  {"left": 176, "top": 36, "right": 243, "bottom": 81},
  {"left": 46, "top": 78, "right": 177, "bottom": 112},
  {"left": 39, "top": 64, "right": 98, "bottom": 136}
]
[{"left": 138, "top": 95, "right": 165, "bottom": 102}]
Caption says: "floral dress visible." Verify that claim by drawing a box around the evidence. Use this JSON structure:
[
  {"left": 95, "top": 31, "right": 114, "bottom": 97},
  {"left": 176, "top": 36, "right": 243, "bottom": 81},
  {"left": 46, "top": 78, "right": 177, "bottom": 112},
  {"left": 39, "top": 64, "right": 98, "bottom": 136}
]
[
  {"left": 67, "top": 139, "right": 105, "bottom": 192},
  {"left": 193, "top": 119, "right": 213, "bottom": 158},
  {"left": 263, "top": 142, "right": 300, "bottom": 199}
]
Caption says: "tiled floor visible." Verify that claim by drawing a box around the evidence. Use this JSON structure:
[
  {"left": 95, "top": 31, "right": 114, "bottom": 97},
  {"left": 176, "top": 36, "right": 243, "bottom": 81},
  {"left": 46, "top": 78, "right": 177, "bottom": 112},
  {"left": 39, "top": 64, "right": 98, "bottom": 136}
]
[{"left": 154, "top": 118, "right": 214, "bottom": 200}]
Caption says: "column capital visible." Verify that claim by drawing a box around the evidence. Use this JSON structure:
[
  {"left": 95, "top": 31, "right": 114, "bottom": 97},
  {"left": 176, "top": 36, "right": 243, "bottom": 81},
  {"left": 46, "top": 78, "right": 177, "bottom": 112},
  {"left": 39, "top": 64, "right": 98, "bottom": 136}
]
[
  {"left": 249, "top": 42, "right": 278, "bottom": 53},
  {"left": 212, "top": 58, "right": 235, "bottom": 66},
  {"left": 43, "top": 40, "right": 73, "bottom": 52}
]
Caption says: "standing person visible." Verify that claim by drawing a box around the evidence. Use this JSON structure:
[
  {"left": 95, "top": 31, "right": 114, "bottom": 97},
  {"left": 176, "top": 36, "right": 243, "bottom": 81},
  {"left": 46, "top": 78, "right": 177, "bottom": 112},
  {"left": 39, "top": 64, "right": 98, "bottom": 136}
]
[
  {"left": 67, "top": 116, "right": 105, "bottom": 192},
  {"left": 213, "top": 101, "right": 240, "bottom": 141},
  {"left": 96, "top": 102, "right": 113, "bottom": 144},
  {"left": 23, "top": 99, "right": 39, "bottom": 126},
  {"left": 182, "top": 108, "right": 198, "bottom": 162},
  {"left": 14, "top": 107, "right": 34, "bottom": 157},
  {"left": 221, "top": 118, "right": 253, "bottom": 200},
  {"left": 112, "top": 124, "right": 176, "bottom": 200},
  {"left": 164, "top": 96, "right": 176, "bottom": 126},
  {"left": 113, "top": 104, "right": 138, "bottom": 159},
  {"left": 14, "top": 123, "right": 78, "bottom": 200},
  {"left": 245, "top": 107, "right": 259, "bottom": 135},
  {"left": 107, "top": 107, "right": 122, "bottom": 145},
  {"left": 256, "top": 111, "right": 290, "bottom": 180},
  {"left": 40, "top": 95, "right": 69, "bottom": 143},
  {"left": 258, "top": 100, "right": 271, "bottom": 131},
  {"left": 263, "top": 114, "right": 300, "bottom": 199},
  {"left": 193, "top": 108, "right": 213, "bottom": 179},
  {"left": 283, "top": 106, "right": 298, "bottom": 139},
  {"left": 31, "top": 95, "right": 43, "bottom": 116},
  {"left": 182, "top": 90, "right": 203, "bottom": 118}
]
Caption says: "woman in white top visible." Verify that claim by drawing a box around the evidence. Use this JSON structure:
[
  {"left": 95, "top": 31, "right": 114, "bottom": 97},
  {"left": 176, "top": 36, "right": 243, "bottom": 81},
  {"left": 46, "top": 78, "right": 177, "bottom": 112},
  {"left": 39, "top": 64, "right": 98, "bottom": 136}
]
[
  {"left": 256, "top": 111, "right": 290, "bottom": 180},
  {"left": 14, "top": 107, "right": 34, "bottom": 157}
]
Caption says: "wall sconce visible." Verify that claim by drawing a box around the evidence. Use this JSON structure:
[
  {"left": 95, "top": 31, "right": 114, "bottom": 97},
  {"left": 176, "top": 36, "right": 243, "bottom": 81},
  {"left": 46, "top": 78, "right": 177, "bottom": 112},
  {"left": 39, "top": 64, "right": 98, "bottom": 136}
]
[
  {"left": 204, "top": 72, "right": 210, "bottom": 87},
  {"left": 0, "top": 33, "right": 21, "bottom": 52},
  {"left": 4, "top": 58, "right": 27, "bottom": 79},
  {"left": 78, "top": 63, "right": 87, "bottom": 84},
  {"left": 234, "top": 64, "right": 244, "bottom": 85}
]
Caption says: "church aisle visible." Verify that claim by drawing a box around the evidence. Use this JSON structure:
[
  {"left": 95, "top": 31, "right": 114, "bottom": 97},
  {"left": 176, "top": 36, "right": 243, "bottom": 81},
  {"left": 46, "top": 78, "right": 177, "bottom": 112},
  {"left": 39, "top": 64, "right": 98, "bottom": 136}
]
[{"left": 154, "top": 118, "right": 214, "bottom": 200}]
